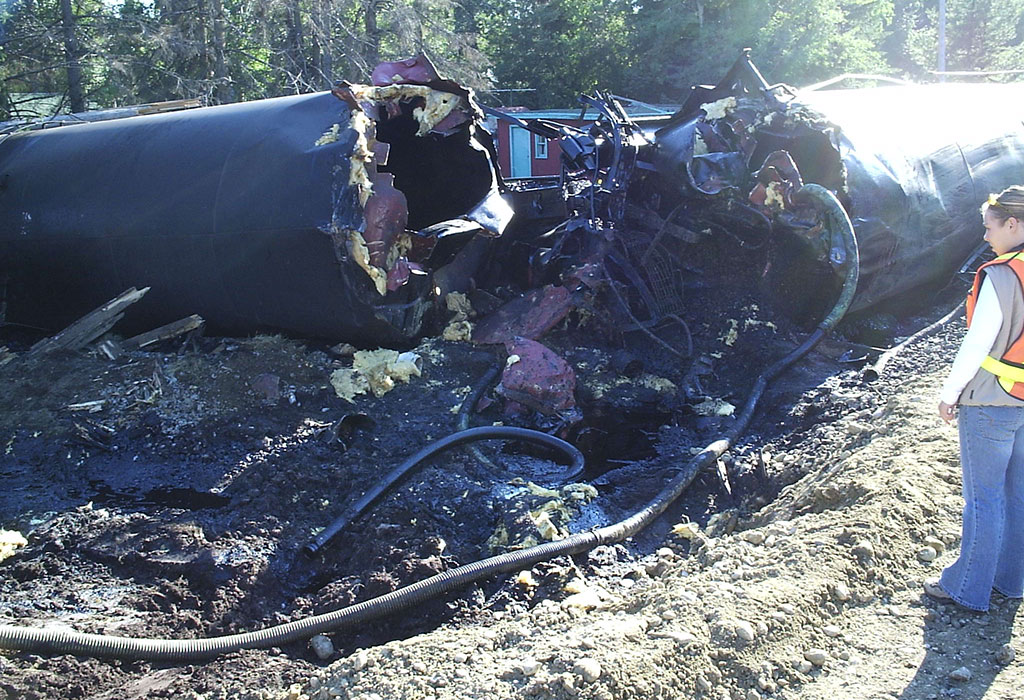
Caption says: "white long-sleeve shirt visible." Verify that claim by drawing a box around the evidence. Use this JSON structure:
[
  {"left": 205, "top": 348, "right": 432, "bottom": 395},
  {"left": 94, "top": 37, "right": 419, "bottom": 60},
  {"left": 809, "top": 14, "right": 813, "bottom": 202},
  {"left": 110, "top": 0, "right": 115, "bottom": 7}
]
[{"left": 940, "top": 276, "right": 1003, "bottom": 405}]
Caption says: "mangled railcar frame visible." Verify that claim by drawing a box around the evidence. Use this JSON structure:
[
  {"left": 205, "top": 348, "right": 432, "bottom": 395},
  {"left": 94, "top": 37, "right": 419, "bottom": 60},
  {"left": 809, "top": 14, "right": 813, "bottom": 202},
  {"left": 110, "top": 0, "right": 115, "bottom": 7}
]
[
  {"left": 496, "top": 52, "right": 1024, "bottom": 335},
  {"left": 0, "top": 55, "right": 510, "bottom": 343},
  {"left": 646, "top": 53, "right": 1024, "bottom": 320},
  {"left": 4, "top": 52, "right": 1024, "bottom": 665},
  {"left": 3, "top": 51, "right": 1024, "bottom": 345}
]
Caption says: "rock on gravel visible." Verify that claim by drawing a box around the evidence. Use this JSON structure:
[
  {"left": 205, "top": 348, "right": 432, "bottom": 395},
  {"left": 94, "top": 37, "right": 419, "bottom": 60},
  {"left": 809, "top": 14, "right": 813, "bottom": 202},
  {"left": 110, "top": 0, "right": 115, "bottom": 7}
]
[
  {"left": 804, "top": 649, "right": 829, "bottom": 666},
  {"left": 852, "top": 540, "right": 875, "bottom": 560},
  {"left": 352, "top": 650, "right": 370, "bottom": 671},
  {"left": 949, "top": 666, "right": 972, "bottom": 682},
  {"left": 996, "top": 644, "right": 1016, "bottom": 665},
  {"left": 833, "top": 582, "right": 852, "bottom": 601},
  {"left": 572, "top": 657, "right": 602, "bottom": 683},
  {"left": 309, "top": 634, "right": 334, "bottom": 660},
  {"left": 651, "top": 629, "right": 698, "bottom": 646},
  {"left": 740, "top": 530, "right": 765, "bottom": 545},
  {"left": 735, "top": 620, "right": 756, "bottom": 643}
]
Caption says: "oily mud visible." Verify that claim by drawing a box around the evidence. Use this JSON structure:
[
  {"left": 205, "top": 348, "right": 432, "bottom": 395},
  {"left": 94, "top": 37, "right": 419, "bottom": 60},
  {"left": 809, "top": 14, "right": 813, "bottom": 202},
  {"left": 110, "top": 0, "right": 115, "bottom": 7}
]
[{"left": 1, "top": 275, "right": 1013, "bottom": 700}]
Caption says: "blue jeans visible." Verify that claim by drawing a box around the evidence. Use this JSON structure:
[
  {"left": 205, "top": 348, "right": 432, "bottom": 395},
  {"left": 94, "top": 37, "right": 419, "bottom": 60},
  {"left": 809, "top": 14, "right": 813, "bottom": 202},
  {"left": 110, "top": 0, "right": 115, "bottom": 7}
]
[{"left": 940, "top": 405, "right": 1024, "bottom": 611}]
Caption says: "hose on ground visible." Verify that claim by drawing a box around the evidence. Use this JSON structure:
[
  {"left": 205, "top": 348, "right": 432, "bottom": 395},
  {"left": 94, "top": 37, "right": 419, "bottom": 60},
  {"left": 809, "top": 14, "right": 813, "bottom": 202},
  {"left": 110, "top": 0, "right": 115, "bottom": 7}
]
[
  {"left": 726, "top": 184, "right": 859, "bottom": 444},
  {"left": 456, "top": 363, "right": 503, "bottom": 474},
  {"left": 304, "top": 425, "right": 584, "bottom": 556},
  {"left": 0, "top": 185, "right": 860, "bottom": 662},
  {"left": 0, "top": 439, "right": 724, "bottom": 662},
  {"left": 862, "top": 298, "right": 965, "bottom": 382}
]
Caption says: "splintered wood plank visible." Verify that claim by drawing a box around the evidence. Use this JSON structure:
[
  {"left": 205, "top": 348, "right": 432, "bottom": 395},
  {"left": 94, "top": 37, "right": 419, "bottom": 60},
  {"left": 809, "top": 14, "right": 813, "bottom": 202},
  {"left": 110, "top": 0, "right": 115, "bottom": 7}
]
[
  {"left": 29, "top": 287, "right": 150, "bottom": 355},
  {"left": 125, "top": 315, "right": 205, "bottom": 349}
]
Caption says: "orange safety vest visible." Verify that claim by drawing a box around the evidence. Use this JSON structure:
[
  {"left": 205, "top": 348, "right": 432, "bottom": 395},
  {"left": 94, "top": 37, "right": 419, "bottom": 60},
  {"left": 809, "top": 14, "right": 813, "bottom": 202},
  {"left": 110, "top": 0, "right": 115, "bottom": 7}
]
[{"left": 967, "top": 250, "right": 1024, "bottom": 400}]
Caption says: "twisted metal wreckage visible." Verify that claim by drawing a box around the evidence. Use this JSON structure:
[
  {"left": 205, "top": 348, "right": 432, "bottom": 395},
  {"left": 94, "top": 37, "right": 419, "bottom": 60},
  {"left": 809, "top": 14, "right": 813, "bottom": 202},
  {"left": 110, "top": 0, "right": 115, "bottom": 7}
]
[
  {"left": 4, "top": 51, "right": 1022, "bottom": 346},
  {"left": 2, "top": 52, "right": 1024, "bottom": 343},
  {"left": 3, "top": 52, "right": 1024, "bottom": 660}
]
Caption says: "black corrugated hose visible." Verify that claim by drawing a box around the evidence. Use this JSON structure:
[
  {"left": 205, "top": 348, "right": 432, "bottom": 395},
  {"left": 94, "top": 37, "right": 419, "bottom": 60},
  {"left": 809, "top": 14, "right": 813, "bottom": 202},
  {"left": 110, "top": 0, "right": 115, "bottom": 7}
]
[{"left": 0, "top": 185, "right": 859, "bottom": 661}]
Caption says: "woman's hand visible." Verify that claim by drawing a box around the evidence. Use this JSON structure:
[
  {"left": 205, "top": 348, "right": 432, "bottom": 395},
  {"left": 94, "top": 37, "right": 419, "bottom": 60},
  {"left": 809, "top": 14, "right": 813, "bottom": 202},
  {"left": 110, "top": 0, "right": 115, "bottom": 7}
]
[{"left": 938, "top": 401, "right": 957, "bottom": 423}]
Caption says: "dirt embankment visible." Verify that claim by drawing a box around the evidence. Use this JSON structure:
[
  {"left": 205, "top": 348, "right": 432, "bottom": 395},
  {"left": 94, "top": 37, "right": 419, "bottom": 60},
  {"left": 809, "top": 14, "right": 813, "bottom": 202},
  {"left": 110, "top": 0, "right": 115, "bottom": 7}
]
[{"left": 2, "top": 315, "right": 1023, "bottom": 700}]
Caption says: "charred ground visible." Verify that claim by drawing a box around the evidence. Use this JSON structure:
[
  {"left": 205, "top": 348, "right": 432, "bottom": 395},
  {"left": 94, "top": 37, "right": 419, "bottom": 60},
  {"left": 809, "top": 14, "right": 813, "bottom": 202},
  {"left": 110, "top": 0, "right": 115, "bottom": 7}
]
[{"left": 0, "top": 266, "right": 977, "bottom": 699}]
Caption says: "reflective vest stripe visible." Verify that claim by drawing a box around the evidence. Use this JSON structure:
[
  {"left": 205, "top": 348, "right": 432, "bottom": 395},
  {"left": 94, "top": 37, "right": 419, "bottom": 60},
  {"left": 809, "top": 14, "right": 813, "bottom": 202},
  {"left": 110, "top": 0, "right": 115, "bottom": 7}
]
[
  {"left": 968, "top": 250, "right": 1024, "bottom": 401},
  {"left": 981, "top": 355, "right": 1024, "bottom": 384}
]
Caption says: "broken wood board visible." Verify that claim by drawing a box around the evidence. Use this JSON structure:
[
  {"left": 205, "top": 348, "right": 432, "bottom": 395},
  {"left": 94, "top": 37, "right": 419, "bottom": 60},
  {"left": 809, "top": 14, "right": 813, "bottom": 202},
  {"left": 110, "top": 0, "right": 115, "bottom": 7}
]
[
  {"left": 29, "top": 287, "right": 150, "bottom": 355},
  {"left": 125, "top": 315, "right": 204, "bottom": 349}
]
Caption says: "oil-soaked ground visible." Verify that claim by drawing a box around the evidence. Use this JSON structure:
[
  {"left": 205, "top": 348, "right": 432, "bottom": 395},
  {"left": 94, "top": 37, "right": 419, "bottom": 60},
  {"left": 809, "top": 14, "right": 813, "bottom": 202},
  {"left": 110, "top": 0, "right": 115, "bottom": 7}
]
[{"left": 0, "top": 272, "right": 965, "bottom": 699}]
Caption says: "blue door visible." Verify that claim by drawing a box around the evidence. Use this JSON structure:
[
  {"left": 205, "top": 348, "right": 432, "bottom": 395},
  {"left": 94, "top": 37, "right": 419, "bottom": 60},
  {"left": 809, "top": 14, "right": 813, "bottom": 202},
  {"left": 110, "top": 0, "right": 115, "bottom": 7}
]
[{"left": 510, "top": 126, "right": 532, "bottom": 178}]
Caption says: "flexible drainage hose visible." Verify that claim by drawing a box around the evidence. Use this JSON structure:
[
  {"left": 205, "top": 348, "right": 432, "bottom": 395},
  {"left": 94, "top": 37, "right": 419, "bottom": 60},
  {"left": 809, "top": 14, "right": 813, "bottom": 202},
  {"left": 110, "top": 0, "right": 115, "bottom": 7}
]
[
  {"left": 0, "top": 185, "right": 860, "bottom": 661},
  {"left": 862, "top": 298, "right": 965, "bottom": 382},
  {"left": 305, "top": 425, "right": 585, "bottom": 555},
  {"left": 456, "top": 364, "right": 503, "bottom": 474},
  {"left": 724, "top": 185, "right": 858, "bottom": 444},
  {"left": 0, "top": 439, "right": 727, "bottom": 662}
]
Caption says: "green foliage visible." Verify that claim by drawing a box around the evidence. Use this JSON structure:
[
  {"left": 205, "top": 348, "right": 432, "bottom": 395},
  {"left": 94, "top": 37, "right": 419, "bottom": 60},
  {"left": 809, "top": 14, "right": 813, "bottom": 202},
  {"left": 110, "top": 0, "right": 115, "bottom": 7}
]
[
  {"left": 881, "top": 0, "right": 1024, "bottom": 79},
  {"left": 1, "top": 0, "right": 494, "bottom": 119},
  {"left": 626, "top": 0, "right": 895, "bottom": 102},
  {"left": 478, "top": 0, "right": 635, "bottom": 108},
  {"left": 2, "top": 0, "right": 1023, "bottom": 119}
]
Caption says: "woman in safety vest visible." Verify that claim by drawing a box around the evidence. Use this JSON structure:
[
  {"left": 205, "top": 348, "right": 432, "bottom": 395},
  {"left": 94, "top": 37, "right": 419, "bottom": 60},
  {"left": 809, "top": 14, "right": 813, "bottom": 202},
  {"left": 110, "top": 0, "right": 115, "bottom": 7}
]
[{"left": 928, "top": 185, "right": 1024, "bottom": 610}]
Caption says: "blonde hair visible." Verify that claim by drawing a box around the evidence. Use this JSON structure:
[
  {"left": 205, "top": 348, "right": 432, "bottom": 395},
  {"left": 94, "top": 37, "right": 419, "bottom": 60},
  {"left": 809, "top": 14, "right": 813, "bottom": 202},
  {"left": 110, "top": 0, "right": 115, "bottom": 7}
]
[{"left": 982, "top": 185, "right": 1024, "bottom": 223}]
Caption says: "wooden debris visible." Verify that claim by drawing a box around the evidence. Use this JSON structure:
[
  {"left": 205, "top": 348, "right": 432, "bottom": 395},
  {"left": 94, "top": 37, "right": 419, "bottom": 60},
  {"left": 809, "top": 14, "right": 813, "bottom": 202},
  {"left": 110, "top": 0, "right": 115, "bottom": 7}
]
[
  {"left": 125, "top": 315, "right": 204, "bottom": 349},
  {"left": 96, "top": 339, "right": 123, "bottom": 360},
  {"left": 67, "top": 400, "right": 106, "bottom": 413},
  {"left": 625, "top": 203, "right": 701, "bottom": 246},
  {"left": 30, "top": 287, "right": 150, "bottom": 355},
  {"left": 72, "top": 419, "right": 115, "bottom": 451}
]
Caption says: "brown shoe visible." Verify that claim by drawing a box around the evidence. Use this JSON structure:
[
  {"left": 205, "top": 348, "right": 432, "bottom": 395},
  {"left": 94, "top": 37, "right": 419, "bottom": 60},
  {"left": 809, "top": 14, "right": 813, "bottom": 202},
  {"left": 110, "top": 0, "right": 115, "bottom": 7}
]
[{"left": 923, "top": 578, "right": 952, "bottom": 601}]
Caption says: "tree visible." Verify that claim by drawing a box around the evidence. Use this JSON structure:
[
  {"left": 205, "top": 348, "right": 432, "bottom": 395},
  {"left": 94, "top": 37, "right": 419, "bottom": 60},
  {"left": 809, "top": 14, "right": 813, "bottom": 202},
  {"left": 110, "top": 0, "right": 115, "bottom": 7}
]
[
  {"left": 59, "top": 0, "right": 85, "bottom": 111},
  {"left": 944, "top": 0, "right": 1024, "bottom": 75},
  {"left": 758, "top": 0, "right": 893, "bottom": 85},
  {"left": 1, "top": 0, "right": 109, "bottom": 118},
  {"left": 5, "top": 0, "right": 1019, "bottom": 121},
  {"left": 626, "top": 0, "right": 896, "bottom": 103},
  {"left": 479, "top": 0, "right": 635, "bottom": 108}
]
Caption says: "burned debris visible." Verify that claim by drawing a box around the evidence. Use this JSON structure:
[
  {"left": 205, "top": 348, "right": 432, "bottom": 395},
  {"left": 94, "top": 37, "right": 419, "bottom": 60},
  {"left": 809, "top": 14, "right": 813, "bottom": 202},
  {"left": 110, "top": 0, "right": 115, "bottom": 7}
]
[
  {"left": 1, "top": 50, "right": 1021, "bottom": 666},
  {"left": 494, "top": 50, "right": 1024, "bottom": 348},
  {"left": 3, "top": 50, "right": 1015, "bottom": 352}
]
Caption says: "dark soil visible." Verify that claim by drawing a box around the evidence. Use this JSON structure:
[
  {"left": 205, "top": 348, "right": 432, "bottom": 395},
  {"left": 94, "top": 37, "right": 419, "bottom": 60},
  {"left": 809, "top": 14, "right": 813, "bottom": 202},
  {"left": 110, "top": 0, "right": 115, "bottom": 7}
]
[{"left": 0, "top": 270, "right": 969, "bottom": 699}]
